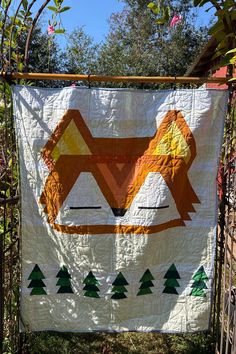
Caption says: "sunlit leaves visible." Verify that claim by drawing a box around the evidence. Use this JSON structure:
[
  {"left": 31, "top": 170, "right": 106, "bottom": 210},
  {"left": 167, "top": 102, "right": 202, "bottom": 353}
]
[
  {"left": 59, "top": 6, "right": 71, "bottom": 13},
  {"left": 47, "top": 6, "right": 58, "bottom": 12},
  {"left": 47, "top": 1, "right": 70, "bottom": 35},
  {"left": 22, "top": 0, "right": 28, "bottom": 11},
  {"left": 147, "top": 2, "right": 160, "bottom": 15},
  {"left": 147, "top": 1, "right": 170, "bottom": 25},
  {"left": 54, "top": 28, "right": 65, "bottom": 34},
  {"left": 194, "top": 0, "right": 236, "bottom": 69}
]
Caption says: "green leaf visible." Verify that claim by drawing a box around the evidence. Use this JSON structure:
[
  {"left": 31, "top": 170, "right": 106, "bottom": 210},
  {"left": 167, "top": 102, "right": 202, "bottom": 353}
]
[
  {"left": 14, "top": 18, "right": 22, "bottom": 26},
  {"left": 155, "top": 18, "right": 165, "bottom": 25},
  {"left": 22, "top": 0, "right": 28, "bottom": 10},
  {"left": 226, "top": 48, "right": 236, "bottom": 55},
  {"left": 217, "top": 38, "right": 229, "bottom": 51},
  {"left": 1, "top": 0, "right": 8, "bottom": 10},
  {"left": 47, "top": 6, "right": 57, "bottom": 11},
  {"left": 163, "top": 7, "right": 170, "bottom": 21},
  {"left": 213, "top": 29, "right": 228, "bottom": 42},
  {"left": 231, "top": 11, "right": 236, "bottom": 20},
  {"left": 229, "top": 55, "right": 236, "bottom": 64},
  {"left": 147, "top": 2, "right": 160, "bottom": 15},
  {"left": 54, "top": 28, "right": 65, "bottom": 34},
  {"left": 228, "top": 77, "right": 236, "bottom": 82},
  {"left": 208, "top": 21, "right": 224, "bottom": 36},
  {"left": 224, "top": 0, "right": 235, "bottom": 7},
  {"left": 17, "top": 62, "right": 24, "bottom": 72},
  {"left": 211, "top": 56, "right": 232, "bottom": 70},
  {"left": 167, "top": 6, "right": 171, "bottom": 17},
  {"left": 211, "top": 49, "right": 225, "bottom": 61},
  {"left": 58, "top": 6, "right": 71, "bottom": 13},
  {"left": 6, "top": 188, "right": 10, "bottom": 198}
]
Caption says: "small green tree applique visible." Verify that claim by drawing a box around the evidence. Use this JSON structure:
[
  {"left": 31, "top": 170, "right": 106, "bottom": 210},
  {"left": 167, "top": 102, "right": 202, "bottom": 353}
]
[
  {"left": 163, "top": 263, "right": 180, "bottom": 295},
  {"left": 28, "top": 264, "right": 47, "bottom": 295},
  {"left": 56, "top": 266, "right": 73, "bottom": 294},
  {"left": 190, "top": 266, "right": 208, "bottom": 297},
  {"left": 137, "top": 269, "right": 155, "bottom": 296},
  {"left": 83, "top": 271, "right": 100, "bottom": 298},
  {"left": 111, "top": 272, "right": 129, "bottom": 299}
]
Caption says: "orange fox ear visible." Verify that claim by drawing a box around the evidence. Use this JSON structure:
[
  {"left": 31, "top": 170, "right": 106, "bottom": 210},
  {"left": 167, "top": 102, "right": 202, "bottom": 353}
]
[
  {"left": 50, "top": 119, "right": 91, "bottom": 163},
  {"left": 41, "top": 109, "right": 93, "bottom": 170},
  {"left": 149, "top": 110, "right": 196, "bottom": 165},
  {"left": 153, "top": 120, "right": 191, "bottom": 163}
]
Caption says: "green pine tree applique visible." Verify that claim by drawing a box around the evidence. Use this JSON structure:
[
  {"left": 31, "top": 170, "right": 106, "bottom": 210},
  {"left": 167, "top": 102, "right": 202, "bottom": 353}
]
[
  {"left": 83, "top": 271, "right": 100, "bottom": 298},
  {"left": 28, "top": 264, "right": 47, "bottom": 295},
  {"left": 163, "top": 263, "right": 180, "bottom": 295},
  {"left": 190, "top": 266, "right": 209, "bottom": 297},
  {"left": 137, "top": 269, "right": 155, "bottom": 296},
  {"left": 56, "top": 266, "right": 73, "bottom": 294},
  {"left": 111, "top": 272, "right": 129, "bottom": 299}
]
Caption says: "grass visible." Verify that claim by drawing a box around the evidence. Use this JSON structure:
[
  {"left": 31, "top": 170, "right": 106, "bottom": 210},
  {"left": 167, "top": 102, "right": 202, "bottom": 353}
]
[{"left": 21, "top": 331, "right": 215, "bottom": 354}]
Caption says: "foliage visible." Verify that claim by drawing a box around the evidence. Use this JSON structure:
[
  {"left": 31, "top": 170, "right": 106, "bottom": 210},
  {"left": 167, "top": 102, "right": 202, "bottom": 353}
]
[
  {"left": 22, "top": 331, "right": 214, "bottom": 354},
  {"left": 194, "top": 0, "right": 236, "bottom": 71},
  {"left": 47, "top": 0, "right": 71, "bottom": 35},
  {"left": 148, "top": 0, "right": 236, "bottom": 77},
  {"left": 64, "top": 27, "right": 99, "bottom": 75},
  {"left": 0, "top": 2, "right": 71, "bottom": 353},
  {"left": 0, "top": 1, "right": 227, "bottom": 353},
  {"left": 94, "top": 1, "right": 208, "bottom": 81},
  {"left": 17, "top": 25, "right": 64, "bottom": 75},
  {"left": 148, "top": 2, "right": 171, "bottom": 25},
  {"left": 0, "top": 0, "right": 69, "bottom": 74}
]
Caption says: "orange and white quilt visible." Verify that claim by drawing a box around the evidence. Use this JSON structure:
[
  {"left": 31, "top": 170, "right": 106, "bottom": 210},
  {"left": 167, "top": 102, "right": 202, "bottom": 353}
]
[{"left": 13, "top": 85, "right": 228, "bottom": 332}]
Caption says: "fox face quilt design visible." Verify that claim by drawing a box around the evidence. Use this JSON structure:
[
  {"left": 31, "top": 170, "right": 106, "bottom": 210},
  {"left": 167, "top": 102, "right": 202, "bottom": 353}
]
[
  {"left": 13, "top": 86, "right": 228, "bottom": 333},
  {"left": 40, "top": 109, "right": 200, "bottom": 235}
]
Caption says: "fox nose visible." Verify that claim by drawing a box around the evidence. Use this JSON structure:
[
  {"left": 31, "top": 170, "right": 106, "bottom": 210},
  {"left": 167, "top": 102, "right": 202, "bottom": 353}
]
[{"left": 111, "top": 208, "right": 127, "bottom": 217}]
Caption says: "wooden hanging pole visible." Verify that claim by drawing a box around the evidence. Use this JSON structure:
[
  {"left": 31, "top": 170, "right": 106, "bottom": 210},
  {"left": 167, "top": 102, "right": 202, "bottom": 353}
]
[{"left": 1, "top": 72, "right": 230, "bottom": 84}]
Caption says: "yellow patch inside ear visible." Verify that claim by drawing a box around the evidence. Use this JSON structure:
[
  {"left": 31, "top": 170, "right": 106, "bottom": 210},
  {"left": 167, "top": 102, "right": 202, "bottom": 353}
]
[
  {"left": 153, "top": 121, "right": 191, "bottom": 163},
  {"left": 51, "top": 119, "right": 91, "bottom": 161}
]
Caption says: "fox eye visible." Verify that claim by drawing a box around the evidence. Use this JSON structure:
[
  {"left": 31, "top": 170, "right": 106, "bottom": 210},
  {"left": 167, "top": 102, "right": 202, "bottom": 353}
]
[
  {"left": 70, "top": 206, "right": 101, "bottom": 210},
  {"left": 138, "top": 206, "right": 169, "bottom": 210}
]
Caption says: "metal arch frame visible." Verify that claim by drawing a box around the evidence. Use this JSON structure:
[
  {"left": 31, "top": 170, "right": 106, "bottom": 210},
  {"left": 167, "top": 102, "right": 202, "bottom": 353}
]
[
  {"left": 0, "top": 2, "right": 53, "bottom": 353},
  {"left": 0, "top": 1, "right": 235, "bottom": 353},
  {"left": 215, "top": 91, "right": 236, "bottom": 354},
  {"left": 24, "top": 0, "right": 51, "bottom": 68},
  {"left": 0, "top": 0, "right": 51, "bottom": 72}
]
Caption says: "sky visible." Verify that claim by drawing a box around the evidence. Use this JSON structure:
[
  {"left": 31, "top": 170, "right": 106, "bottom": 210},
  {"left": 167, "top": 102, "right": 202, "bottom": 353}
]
[
  {"left": 46, "top": 0, "right": 126, "bottom": 44},
  {"left": 38, "top": 0, "right": 214, "bottom": 46}
]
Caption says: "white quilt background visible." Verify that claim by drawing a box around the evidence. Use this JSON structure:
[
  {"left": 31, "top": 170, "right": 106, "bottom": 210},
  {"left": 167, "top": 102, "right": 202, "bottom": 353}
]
[{"left": 13, "top": 86, "right": 228, "bottom": 332}]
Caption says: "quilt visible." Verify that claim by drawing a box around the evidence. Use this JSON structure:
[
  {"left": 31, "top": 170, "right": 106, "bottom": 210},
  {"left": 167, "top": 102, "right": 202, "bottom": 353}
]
[{"left": 12, "top": 85, "right": 228, "bottom": 332}]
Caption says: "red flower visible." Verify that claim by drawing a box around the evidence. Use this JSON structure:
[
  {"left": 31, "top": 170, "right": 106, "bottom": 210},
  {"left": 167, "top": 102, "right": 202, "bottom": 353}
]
[
  {"left": 47, "top": 25, "right": 55, "bottom": 35},
  {"left": 170, "top": 15, "right": 182, "bottom": 28}
]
